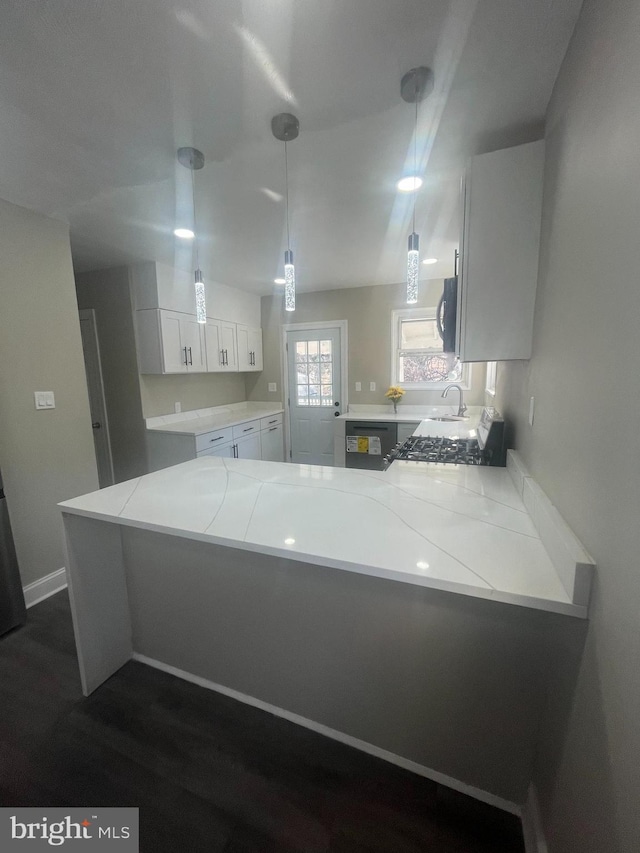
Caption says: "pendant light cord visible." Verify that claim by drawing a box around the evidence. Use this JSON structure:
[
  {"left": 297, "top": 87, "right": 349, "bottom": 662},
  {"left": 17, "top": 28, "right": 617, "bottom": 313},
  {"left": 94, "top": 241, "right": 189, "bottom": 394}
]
[
  {"left": 413, "top": 97, "right": 418, "bottom": 234},
  {"left": 191, "top": 164, "right": 200, "bottom": 269},
  {"left": 284, "top": 140, "right": 291, "bottom": 251}
]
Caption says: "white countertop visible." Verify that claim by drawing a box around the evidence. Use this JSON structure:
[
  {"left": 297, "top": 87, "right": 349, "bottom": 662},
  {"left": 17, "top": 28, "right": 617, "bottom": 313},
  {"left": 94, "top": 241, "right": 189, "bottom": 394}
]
[
  {"left": 59, "top": 456, "right": 584, "bottom": 617},
  {"left": 146, "top": 404, "right": 284, "bottom": 437}
]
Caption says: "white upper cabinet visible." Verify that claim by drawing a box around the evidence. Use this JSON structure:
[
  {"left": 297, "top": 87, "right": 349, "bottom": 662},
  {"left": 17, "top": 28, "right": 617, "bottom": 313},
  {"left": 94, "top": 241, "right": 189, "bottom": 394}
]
[
  {"left": 130, "top": 261, "right": 262, "bottom": 376},
  {"left": 137, "top": 310, "right": 206, "bottom": 374},
  {"left": 457, "top": 140, "right": 545, "bottom": 362},
  {"left": 236, "top": 325, "right": 263, "bottom": 372},
  {"left": 204, "top": 319, "right": 238, "bottom": 372}
]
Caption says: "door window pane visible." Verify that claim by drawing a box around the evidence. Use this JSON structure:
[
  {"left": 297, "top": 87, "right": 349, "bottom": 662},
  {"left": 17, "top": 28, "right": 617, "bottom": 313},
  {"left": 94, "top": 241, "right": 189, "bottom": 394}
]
[{"left": 294, "top": 338, "right": 334, "bottom": 406}]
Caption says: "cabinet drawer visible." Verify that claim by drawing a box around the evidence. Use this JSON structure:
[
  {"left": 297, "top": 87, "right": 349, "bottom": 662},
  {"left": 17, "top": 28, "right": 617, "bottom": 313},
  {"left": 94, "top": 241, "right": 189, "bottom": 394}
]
[
  {"left": 232, "top": 419, "right": 261, "bottom": 439},
  {"left": 195, "top": 427, "right": 233, "bottom": 453},
  {"left": 260, "top": 413, "right": 283, "bottom": 430}
]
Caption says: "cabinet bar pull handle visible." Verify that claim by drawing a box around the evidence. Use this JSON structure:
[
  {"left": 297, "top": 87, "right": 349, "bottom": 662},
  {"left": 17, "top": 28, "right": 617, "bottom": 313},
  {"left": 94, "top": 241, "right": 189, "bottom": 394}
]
[
  {"left": 183, "top": 346, "right": 188, "bottom": 365},
  {"left": 210, "top": 436, "right": 224, "bottom": 442},
  {"left": 268, "top": 419, "right": 277, "bottom": 424},
  {"left": 243, "top": 427, "right": 253, "bottom": 432},
  {"left": 188, "top": 347, "right": 193, "bottom": 365},
  {"left": 268, "top": 427, "right": 278, "bottom": 432}
]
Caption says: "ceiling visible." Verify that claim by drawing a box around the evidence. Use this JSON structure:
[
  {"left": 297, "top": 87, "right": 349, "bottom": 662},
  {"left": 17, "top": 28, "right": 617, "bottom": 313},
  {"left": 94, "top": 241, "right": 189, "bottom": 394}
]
[{"left": 0, "top": 0, "right": 583, "bottom": 295}]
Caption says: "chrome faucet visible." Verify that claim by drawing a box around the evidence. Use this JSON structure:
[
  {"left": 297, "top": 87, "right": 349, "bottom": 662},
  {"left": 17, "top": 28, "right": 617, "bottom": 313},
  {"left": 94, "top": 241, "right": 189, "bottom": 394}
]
[{"left": 441, "top": 384, "right": 467, "bottom": 417}]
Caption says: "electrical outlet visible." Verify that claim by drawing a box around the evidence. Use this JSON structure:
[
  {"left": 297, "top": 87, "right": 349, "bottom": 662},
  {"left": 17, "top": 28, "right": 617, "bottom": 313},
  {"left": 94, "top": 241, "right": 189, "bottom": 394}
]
[
  {"left": 369, "top": 381, "right": 376, "bottom": 392},
  {"left": 34, "top": 391, "right": 55, "bottom": 410},
  {"left": 528, "top": 396, "right": 535, "bottom": 426},
  {"left": 355, "top": 381, "right": 362, "bottom": 392},
  {"left": 268, "top": 382, "right": 277, "bottom": 392},
  {"left": 174, "top": 402, "right": 181, "bottom": 413}
]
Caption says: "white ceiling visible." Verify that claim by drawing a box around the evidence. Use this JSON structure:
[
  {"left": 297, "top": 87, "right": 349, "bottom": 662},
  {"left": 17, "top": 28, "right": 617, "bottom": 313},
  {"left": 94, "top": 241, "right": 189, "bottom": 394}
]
[{"left": 0, "top": 0, "right": 583, "bottom": 294}]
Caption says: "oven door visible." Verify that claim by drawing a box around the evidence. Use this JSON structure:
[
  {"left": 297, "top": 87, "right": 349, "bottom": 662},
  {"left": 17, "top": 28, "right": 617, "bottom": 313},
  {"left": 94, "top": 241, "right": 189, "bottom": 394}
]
[{"left": 436, "top": 276, "right": 457, "bottom": 354}]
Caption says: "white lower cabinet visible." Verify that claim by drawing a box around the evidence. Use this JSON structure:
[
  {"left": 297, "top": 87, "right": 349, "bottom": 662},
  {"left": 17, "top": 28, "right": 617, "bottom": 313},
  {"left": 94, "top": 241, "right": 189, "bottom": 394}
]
[
  {"left": 234, "top": 432, "right": 261, "bottom": 460},
  {"left": 261, "top": 424, "right": 284, "bottom": 462}
]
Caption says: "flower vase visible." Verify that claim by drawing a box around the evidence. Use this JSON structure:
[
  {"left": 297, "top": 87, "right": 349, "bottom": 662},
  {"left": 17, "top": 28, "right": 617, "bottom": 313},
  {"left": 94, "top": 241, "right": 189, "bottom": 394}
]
[{"left": 393, "top": 400, "right": 398, "bottom": 414}]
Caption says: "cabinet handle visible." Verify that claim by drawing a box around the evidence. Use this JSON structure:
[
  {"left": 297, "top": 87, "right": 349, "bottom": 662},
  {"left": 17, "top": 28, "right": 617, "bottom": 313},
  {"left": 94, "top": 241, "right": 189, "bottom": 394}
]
[
  {"left": 268, "top": 427, "right": 278, "bottom": 432},
  {"left": 220, "top": 350, "right": 224, "bottom": 366},
  {"left": 233, "top": 443, "right": 238, "bottom": 458},
  {"left": 183, "top": 346, "right": 188, "bottom": 366},
  {"left": 225, "top": 349, "right": 229, "bottom": 365},
  {"left": 243, "top": 426, "right": 254, "bottom": 432},
  {"left": 188, "top": 347, "right": 193, "bottom": 365},
  {"left": 209, "top": 436, "right": 224, "bottom": 442},
  {"left": 268, "top": 419, "right": 277, "bottom": 424}
]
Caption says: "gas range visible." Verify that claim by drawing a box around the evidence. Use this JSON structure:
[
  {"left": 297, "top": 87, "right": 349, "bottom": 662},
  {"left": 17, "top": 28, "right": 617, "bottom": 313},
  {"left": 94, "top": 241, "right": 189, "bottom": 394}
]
[
  {"left": 389, "top": 435, "right": 486, "bottom": 465},
  {"left": 384, "top": 408, "right": 506, "bottom": 469}
]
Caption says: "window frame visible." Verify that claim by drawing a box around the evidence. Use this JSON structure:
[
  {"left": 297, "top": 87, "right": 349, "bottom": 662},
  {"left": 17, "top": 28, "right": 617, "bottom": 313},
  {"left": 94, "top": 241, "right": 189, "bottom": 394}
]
[{"left": 390, "top": 308, "right": 472, "bottom": 390}]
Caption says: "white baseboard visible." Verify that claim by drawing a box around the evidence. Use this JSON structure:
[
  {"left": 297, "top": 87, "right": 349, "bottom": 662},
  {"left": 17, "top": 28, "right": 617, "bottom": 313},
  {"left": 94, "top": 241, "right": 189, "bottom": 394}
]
[
  {"left": 23, "top": 567, "right": 67, "bottom": 608},
  {"left": 521, "top": 784, "right": 549, "bottom": 853},
  {"left": 132, "top": 651, "right": 521, "bottom": 817}
]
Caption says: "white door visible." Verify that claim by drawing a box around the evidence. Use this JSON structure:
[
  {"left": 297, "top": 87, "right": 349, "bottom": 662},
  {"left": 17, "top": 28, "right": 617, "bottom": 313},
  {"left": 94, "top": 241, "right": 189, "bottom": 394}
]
[
  {"left": 78, "top": 309, "right": 115, "bottom": 488},
  {"left": 286, "top": 327, "right": 342, "bottom": 466}
]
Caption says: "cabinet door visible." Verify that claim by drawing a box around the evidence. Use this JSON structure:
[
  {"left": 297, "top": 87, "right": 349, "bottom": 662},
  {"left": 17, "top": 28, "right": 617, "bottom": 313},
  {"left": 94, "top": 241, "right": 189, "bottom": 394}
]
[
  {"left": 236, "top": 325, "right": 251, "bottom": 371},
  {"left": 249, "top": 328, "right": 263, "bottom": 371},
  {"left": 234, "top": 432, "right": 261, "bottom": 460},
  {"left": 180, "top": 317, "right": 206, "bottom": 372},
  {"left": 204, "top": 321, "right": 224, "bottom": 372},
  {"left": 261, "top": 425, "right": 284, "bottom": 462},
  {"left": 459, "top": 140, "right": 544, "bottom": 361},
  {"left": 159, "top": 312, "right": 188, "bottom": 373},
  {"left": 221, "top": 322, "right": 238, "bottom": 370}
]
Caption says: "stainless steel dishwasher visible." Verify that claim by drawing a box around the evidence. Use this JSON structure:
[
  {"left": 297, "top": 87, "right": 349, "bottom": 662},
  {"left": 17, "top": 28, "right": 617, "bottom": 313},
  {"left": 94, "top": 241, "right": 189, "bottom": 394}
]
[
  {"left": 345, "top": 421, "right": 398, "bottom": 470},
  {"left": 0, "top": 470, "right": 26, "bottom": 636}
]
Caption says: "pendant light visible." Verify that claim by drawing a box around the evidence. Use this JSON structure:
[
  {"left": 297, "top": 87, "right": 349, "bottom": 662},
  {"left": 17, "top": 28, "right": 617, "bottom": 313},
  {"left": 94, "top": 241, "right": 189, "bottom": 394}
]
[
  {"left": 177, "top": 146, "right": 207, "bottom": 323},
  {"left": 400, "top": 67, "right": 433, "bottom": 304},
  {"left": 271, "top": 113, "right": 300, "bottom": 312}
]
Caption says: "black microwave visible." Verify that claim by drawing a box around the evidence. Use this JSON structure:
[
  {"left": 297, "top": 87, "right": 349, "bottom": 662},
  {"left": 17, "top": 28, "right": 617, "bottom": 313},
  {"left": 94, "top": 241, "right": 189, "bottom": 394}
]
[{"left": 436, "top": 276, "right": 457, "bottom": 354}]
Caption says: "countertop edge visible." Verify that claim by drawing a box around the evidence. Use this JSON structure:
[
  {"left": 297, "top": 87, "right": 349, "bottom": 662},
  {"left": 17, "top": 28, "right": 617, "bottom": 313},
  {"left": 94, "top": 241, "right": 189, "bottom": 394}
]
[{"left": 58, "top": 505, "right": 587, "bottom": 619}]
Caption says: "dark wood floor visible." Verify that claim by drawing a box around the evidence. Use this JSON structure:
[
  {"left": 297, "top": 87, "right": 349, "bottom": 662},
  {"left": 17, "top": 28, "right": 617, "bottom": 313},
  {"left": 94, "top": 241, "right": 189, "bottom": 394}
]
[{"left": 0, "top": 592, "right": 524, "bottom": 852}]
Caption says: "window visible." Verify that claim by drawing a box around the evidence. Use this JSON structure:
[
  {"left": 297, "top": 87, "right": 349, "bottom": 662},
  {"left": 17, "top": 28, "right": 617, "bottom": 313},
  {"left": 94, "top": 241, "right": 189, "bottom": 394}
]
[
  {"left": 391, "top": 308, "right": 471, "bottom": 389},
  {"left": 295, "top": 338, "right": 334, "bottom": 406}
]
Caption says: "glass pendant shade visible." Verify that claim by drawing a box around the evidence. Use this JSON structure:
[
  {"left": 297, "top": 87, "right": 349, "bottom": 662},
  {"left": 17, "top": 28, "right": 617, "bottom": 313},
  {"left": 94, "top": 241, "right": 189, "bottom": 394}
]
[
  {"left": 284, "top": 250, "right": 295, "bottom": 312},
  {"left": 194, "top": 268, "right": 206, "bottom": 323},
  {"left": 407, "top": 232, "right": 420, "bottom": 304}
]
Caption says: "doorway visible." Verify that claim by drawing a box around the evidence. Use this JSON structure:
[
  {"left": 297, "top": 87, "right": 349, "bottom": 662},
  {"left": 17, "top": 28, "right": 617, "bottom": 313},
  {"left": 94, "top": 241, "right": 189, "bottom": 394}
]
[
  {"left": 78, "top": 309, "right": 115, "bottom": 487},
  {"left": 283, "top": 321, "right": 347, "bottom": 466}
]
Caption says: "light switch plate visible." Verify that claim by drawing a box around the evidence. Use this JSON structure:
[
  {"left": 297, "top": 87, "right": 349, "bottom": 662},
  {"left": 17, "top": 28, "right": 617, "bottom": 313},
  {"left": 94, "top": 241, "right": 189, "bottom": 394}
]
[
  {"left": 369, "top": 381, "right": 376, "bottom": 392},
  {"left": 355, "top": 382, "right": 362, "bottom": 392},
  {"left": 528, "top": 396, "right": 535, "bottom": 426},
  {"left": 34, "top": 391, "right": 55, "bottom": 410},
  {"left": 268, "top": 382, "right": 277, "bottom": 392}
]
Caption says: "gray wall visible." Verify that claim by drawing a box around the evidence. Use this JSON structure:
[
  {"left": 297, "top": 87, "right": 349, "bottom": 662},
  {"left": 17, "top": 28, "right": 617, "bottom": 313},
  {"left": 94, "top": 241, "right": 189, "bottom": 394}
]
[
  {"left": 140, "top": 372, "right": 247, "bottom": 419},
  {"left": 497, "top": 0, "right": 640, "bottom": 848},
  {"left": 246, "top": 281, "right": 487, "bottom": 407},
  {"left": 75, "top": 267, "right": 148, "bottom": 482},
  {"left": 0, "top": 199, "right": 99, "bottom": 587}
]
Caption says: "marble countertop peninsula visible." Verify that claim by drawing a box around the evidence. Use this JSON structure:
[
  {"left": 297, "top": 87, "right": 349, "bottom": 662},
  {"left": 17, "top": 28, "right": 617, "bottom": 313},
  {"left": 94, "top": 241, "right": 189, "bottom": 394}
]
[{"left": 59, "top": 455, "right": 587, "bottom": 618}]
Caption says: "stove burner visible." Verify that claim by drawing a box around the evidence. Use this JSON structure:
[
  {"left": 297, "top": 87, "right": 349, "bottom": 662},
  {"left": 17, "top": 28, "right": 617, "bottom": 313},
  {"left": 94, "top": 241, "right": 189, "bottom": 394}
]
[{"left": 387, "top": 435, "right": 486, "bottom": 466}]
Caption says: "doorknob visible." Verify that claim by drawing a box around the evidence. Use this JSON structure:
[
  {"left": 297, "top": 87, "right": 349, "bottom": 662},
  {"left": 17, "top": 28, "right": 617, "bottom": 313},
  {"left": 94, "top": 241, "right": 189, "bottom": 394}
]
[
  {"left": 334, "top": 401, "right": 340, "bottom": 406},
  {"left": 334, "top": 411, "right": 340, "bottom": 417},
  {"left": 92, "top": 422, "right": 101, "bottom": 429}
]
